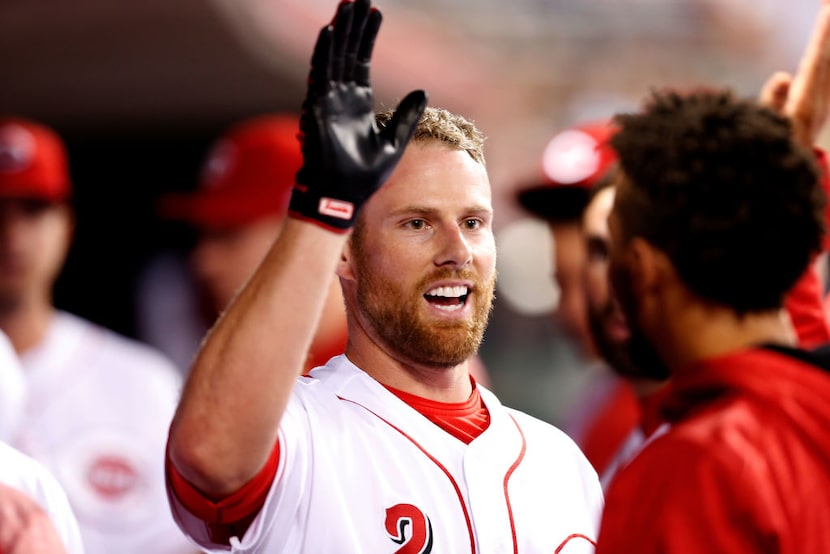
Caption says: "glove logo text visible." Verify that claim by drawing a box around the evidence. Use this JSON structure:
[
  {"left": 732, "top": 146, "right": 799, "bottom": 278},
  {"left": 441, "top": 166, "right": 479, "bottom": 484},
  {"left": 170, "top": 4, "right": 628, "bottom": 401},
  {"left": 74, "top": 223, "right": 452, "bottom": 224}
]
[{"left": 319, "top": 198, "right": 354, "bottom": 220}]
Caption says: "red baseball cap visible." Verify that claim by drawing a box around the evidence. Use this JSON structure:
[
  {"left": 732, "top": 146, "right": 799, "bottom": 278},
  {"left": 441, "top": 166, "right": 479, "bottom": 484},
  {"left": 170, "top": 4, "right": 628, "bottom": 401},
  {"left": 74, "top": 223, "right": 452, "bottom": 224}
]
[
  {"left": 159, "top": 114, "right": 302, "bottom": 230},
  {"left": 0, "top": 117, "right": 72, "bottom": 203},
  {"left": 517, "top": 121, "right": 618, "bottom": 222}
]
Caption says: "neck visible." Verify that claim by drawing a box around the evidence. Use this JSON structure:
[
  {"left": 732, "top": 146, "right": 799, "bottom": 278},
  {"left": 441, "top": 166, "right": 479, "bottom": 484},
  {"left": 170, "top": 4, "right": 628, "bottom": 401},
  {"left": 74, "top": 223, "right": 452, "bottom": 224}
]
[
  {"left": 655, "top": 302, "right": 795, "bottom": 373},
  {"left": 0, "top": 297, "right": 54, "bottom": 356},
  {"left": 344, "top": 335, "right": 474, "bottom": 403}
]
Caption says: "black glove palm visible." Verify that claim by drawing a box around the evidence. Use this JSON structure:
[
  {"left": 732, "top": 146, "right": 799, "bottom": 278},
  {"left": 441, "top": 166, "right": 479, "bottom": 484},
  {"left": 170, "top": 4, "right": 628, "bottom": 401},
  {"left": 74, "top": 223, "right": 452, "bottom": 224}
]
[{"left": 290, "top": 0, "right": 428, "bottom": 232}]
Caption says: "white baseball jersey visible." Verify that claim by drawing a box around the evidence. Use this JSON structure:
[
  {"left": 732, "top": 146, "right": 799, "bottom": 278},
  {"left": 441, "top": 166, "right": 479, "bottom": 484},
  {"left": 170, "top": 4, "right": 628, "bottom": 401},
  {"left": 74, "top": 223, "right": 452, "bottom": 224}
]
[
  {"left": 10, "top": 311, "right": 197, "bottom": 554},
  {"left": 0, "top": 439, "right": 85, "bottom": 553},
  {"left": 0, "top": 329, "right": 26, "bottom": 442},
  {"left": 170, "top": 355, "right": 604, "bottom": 553}
]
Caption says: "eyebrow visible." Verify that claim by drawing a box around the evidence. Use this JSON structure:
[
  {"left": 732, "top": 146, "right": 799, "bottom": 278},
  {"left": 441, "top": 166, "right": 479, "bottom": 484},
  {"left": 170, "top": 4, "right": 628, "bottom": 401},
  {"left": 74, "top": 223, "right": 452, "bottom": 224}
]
[{"left": 388, "top": 205, "right": 493, "bottom": 218}]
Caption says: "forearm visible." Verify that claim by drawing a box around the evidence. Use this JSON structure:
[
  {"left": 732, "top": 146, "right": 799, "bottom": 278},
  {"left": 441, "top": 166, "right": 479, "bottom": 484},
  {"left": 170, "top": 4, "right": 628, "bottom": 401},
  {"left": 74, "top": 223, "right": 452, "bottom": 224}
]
[{"left": 168, "top": 219, "right": 347, "bottom": 497}]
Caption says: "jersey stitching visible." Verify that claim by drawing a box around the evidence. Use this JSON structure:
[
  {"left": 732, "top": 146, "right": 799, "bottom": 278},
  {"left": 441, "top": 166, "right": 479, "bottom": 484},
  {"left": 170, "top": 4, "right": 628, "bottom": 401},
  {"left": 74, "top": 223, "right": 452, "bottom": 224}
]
[
  {"left": 338, "top": 396, "right": 477, "bottom": 553},
  {"left": 554, "top": 533, "right": 597, "bottom": 553},
  {"left": 504, "top": 415, "right": 526, "bottom": 554}
]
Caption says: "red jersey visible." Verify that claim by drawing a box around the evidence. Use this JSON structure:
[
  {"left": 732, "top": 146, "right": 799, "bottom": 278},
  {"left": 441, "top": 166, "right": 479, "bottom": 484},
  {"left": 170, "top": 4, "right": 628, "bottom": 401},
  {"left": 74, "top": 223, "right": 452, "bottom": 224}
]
[{"left": 596, "top": 346, "right": 830, "bottom": 553}]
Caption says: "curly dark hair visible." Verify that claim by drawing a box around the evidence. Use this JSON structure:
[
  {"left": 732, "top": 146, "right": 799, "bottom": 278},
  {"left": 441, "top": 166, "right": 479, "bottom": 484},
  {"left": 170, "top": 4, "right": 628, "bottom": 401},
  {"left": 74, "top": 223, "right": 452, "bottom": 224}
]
[{"left": 610, "top": 88, "right": 826, "bottom": 313}]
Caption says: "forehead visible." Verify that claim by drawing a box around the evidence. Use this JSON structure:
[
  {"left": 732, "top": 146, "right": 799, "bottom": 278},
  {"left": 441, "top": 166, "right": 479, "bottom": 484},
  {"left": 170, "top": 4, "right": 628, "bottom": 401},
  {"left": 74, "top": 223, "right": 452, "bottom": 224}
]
[
  {"left": 364, "top": 142, "right": 492, "bottom": 218},
  {"left": 606, "top": 170, "right": 635, "bottom": 242},
  {"left": 583, "top": 186, "right": 615, "bottom": 236}
]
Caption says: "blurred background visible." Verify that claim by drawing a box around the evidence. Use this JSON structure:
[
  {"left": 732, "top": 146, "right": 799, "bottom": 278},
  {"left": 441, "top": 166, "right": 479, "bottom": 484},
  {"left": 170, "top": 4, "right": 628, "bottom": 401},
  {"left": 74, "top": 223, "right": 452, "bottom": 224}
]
[{"left": 1, "top": 0, "right": 823, "bottom": 426}]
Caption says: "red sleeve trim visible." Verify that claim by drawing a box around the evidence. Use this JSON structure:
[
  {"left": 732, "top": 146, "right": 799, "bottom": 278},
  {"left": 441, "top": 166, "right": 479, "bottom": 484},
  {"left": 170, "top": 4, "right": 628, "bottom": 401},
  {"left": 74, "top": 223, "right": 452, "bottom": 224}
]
[{"left": 166, "top": 440, "right": 280, "bottom": 525}]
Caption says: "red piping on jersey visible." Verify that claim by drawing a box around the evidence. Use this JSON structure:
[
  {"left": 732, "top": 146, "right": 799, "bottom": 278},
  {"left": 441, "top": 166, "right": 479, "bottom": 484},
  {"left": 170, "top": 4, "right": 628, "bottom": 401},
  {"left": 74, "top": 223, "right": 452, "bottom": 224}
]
[
  {"left": 503, "top": 415, "right": 526, "bottom": 554},
  {"left": 554, "top": 533, "right": 597, "bottom": 553},
  {"left": 338, "top": 396, "right": 477, "bottom": 554}
]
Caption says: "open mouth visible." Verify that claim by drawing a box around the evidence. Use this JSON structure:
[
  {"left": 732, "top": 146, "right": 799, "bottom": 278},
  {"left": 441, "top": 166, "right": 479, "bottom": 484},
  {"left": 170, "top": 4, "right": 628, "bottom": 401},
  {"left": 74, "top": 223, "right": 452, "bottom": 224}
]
[{"left": 424, "top": 285, "right": 469, "bottom": 312}]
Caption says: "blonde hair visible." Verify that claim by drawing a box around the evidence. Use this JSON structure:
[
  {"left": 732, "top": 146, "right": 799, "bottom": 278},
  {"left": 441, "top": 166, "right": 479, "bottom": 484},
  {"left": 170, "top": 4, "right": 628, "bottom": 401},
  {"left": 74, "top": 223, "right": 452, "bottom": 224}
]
[{"left": 376, "top": 106, "right": 486, "bottom": 165}]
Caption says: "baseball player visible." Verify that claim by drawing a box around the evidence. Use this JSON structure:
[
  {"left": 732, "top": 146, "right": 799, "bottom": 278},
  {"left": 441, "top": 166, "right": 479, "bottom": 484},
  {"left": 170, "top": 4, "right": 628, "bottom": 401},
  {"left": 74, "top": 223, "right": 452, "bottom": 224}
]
[
  {"left": 166, "top": 0, "right": 603, "bottom": 552},
  {"left": 595, "top": 1, "right": 830, "bottom": 550},
  {"left": 580, "top": 161, "right": 830, "bottom": 491},
  {"left": 0, "top": 116, "right": 198, "bottom": 553},
  {"left": 515, "top": 121, "right": 652, "bottom": 487}
]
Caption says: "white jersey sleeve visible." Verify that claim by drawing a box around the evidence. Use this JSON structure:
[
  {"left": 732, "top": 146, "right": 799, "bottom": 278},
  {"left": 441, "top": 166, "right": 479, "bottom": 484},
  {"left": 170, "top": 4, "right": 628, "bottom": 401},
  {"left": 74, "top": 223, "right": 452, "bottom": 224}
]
[
  {"left": 0, "top": 329, "right": 26, "bottom": 442},
  {"left": 0, "top": 440, "right": 85, "bottom": 554}
]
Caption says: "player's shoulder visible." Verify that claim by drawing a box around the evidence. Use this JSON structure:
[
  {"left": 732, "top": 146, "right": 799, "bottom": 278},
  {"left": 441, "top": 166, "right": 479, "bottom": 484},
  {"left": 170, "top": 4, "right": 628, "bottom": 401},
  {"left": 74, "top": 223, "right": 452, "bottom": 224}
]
[
  {"left": 0, "top": 441, "right": 64, "bottom": 500},
  {"left": 507, "top": 406, "right": 585, "bottom": 448},
  {"left": 495, "top": 399, "right": 603, "bottom": 500},
  {"left": 483, "top": 387, "right": 585, "bottom": 452},
  {"left": 55, "top": 311, "right": 182, "bottom": 383}
]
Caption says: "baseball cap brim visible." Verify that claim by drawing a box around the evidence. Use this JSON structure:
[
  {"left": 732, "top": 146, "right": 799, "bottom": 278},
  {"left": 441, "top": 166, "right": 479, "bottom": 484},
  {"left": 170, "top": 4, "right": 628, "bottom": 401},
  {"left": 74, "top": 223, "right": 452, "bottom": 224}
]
[
  {"left": 516, "top": 184, "right": 590, "bottom": 222},
  {"left": 158, "top": 187, "right": 290, "bottom": 231}
]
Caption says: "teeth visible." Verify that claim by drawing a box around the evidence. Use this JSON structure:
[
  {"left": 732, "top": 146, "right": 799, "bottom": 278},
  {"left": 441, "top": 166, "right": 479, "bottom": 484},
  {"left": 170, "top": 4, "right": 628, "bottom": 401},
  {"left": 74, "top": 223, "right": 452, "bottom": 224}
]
[{"left": 426, "top": 285, "right": 468, "bottom": 298}]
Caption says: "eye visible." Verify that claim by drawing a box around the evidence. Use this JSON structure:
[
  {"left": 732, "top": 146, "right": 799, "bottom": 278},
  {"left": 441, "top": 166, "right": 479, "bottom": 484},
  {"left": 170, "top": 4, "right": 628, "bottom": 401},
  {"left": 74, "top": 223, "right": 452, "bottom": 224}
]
[
  {"left": 586, "top": 236, "right": 609, "bottom": 263},
  {"left": 406, "top": 219, "right": 426, "bottom": 230},
  {"left": 463, "top": 218, "right": 482, "bottom": 230}
]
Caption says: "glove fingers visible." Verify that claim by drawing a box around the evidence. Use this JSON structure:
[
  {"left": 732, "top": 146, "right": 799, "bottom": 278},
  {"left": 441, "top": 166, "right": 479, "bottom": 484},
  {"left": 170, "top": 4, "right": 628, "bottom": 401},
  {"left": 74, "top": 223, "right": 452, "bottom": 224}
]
[
  {"left": 307, "top": 25, "right": 334, "bottom": 99},
  {"left": 386, "top": 90, "right": 429, "bottom": 147},
  {"left": 331, "top": 1, "right": 354, "bottom": 82},
  {"left": 354, "top": 9, "right": 382, "bottom": 86},
  {"left": 343, "top": 0, "right": 371, "bottom": 82}
]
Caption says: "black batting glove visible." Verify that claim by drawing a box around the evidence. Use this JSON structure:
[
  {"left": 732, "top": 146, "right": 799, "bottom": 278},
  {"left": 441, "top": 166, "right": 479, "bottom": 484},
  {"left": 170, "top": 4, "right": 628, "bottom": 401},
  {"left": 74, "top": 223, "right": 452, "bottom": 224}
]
[{"left": 289, "top": 0, "right": 428, "bottom": 232}]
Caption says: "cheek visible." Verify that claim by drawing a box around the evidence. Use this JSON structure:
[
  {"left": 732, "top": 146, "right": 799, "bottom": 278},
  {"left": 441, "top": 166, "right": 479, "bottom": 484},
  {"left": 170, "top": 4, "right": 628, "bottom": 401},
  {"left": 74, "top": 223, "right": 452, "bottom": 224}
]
[
  {"left": 39, "top": 218, "right": 72, "bottom": 275},
  {"left": 584, "top": 262, "right": 609, "bottom": 307},
  {"left": 609, "top": 257, "right": 637, "bottom": 320},
  {"left": 477, "top": 235, "right": 497, "bottom": 275}
]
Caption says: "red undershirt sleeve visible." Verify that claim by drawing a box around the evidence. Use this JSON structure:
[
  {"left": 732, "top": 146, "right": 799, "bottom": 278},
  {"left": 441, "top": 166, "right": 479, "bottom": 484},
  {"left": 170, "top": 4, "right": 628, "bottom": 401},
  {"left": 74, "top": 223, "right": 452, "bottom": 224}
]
[
  {"left": 785, "top": 261, "right": 830, "bottom": 349},
  {"left": 166, "top": 441, "right": 280, "bottom": 544},
  {"left": 784, "top": 148, "right": 830, "bottom": 349},
  {"left": 817, "top": 149, "right": 830, "bottom": 252}
]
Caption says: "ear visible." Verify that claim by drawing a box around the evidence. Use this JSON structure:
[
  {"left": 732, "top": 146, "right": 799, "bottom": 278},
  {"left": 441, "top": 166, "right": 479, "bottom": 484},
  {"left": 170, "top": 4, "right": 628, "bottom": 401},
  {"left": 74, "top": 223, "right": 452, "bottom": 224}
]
[{"left": 336, "top": 236, "right": 356, "bottom": 282}]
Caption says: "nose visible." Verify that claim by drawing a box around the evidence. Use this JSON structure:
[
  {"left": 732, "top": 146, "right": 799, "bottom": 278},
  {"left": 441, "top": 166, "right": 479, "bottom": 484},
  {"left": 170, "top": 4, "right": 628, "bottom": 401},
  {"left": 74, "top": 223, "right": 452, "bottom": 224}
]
[{"left": 435, "top": 225, "right": 473, "bottom": 268}]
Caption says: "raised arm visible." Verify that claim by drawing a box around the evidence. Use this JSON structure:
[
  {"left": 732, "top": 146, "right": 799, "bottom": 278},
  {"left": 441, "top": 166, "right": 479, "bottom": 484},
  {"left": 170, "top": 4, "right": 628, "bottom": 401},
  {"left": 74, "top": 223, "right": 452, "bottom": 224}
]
[
  {"left": 758, "top": 0, "right": 830, "bottom": 147},
  {"left": 167, "top": 0, "right": 426, "bottom": 498},
  {"left": 758, "top": 1, "right": 830, "bottom": 347}
]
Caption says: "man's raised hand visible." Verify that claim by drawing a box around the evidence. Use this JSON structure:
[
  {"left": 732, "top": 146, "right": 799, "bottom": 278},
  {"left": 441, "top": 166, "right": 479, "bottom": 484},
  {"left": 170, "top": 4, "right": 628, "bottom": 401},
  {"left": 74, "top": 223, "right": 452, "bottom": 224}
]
[{"left": 290, "top": 0, "right": 428, "bottom": 232}]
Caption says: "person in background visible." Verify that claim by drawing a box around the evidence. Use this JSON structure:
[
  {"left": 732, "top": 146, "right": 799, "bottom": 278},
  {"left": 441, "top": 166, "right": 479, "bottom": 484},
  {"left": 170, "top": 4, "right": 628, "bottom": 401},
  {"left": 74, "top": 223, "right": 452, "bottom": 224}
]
[
  {"left": 141, "top": 114, "right": 348, "bottom": 374},
  {"left": 165, "top": 0, "right": 602, "bottom": 551},
  {"left": 579, "top": 176, "right": 668, "bottom": 488},
  {"left": 596, "top": 3, "right": 830, "bottom": 550},
  {"left": 581, "top": 142, "right": 830, "bottom": 492},
  {"left": 0, "top": 116, "right": 197, "bottom": 554},
  {"left": 516, "top": 121, "right": 644, "bottom": 483},
  {"left": 516, "top": 121, "right": 618, "bottom": 358}
]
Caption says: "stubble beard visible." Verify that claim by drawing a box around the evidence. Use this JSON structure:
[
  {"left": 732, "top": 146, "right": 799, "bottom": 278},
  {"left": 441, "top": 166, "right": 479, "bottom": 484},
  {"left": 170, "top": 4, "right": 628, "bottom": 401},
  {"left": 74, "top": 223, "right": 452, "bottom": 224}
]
[
  {"left": 587, "top": 300, "right": 639, "bottom": 379},
  {"left": 607, "top": 263, "right": 671, "bottom": 381}
]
